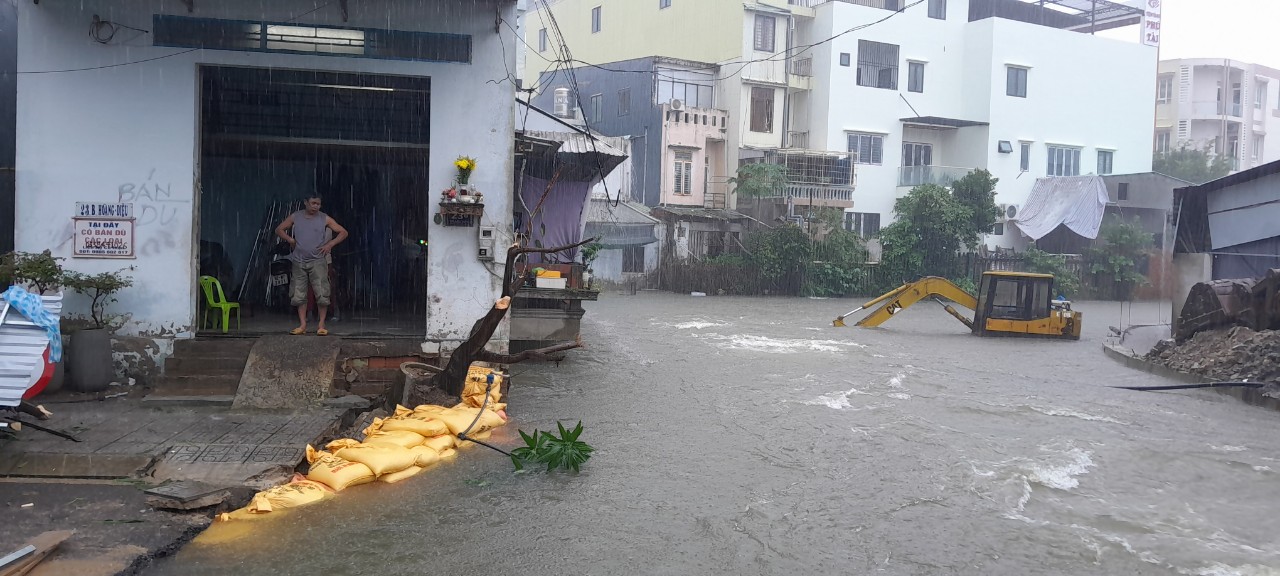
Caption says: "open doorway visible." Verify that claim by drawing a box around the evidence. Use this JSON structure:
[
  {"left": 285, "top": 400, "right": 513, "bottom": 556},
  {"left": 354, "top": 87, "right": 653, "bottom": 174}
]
[{"left": 197, "top": 66, "right": 430, "bottom": 336}]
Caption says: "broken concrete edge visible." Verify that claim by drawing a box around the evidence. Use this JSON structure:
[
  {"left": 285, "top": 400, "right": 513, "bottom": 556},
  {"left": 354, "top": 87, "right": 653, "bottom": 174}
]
[
  {"left": 1101, "top": 343, "right": 1280, "bottom": 412},
  {"left": 120, "top": 520, "right": 212, "bottom": 576}
]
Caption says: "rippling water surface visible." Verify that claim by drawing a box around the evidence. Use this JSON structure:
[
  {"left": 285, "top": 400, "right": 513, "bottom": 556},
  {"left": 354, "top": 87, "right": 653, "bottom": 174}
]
[{"left": 155, "top": 294, "right": 1280, "bottom": 576}]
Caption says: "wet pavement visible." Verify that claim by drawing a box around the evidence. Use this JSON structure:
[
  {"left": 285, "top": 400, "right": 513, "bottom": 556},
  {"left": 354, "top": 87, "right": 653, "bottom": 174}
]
[{"left": 152, "top": 293, "right": 1280, "bottom": 575}]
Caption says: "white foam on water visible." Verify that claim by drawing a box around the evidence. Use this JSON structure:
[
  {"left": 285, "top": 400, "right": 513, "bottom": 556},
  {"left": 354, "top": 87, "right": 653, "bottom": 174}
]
[
  {"left": 654, "top": 319, "right": 729, "bottom": 330},
  {"left": 1187, "top": 563, "right": 1280, "bottom": 576},
  {"left": 1252, "top": 466, "right": 1271, "bottom": 472},
  {"left": 802, "top": 386, "right": 872, "bottom": 410},
  {"left": 1210, "top": 445, "right": 1248, "bottom": 453},
  {"left": 886, "top": 392, "right": 912, "bottom": 400},
  {"left": 1028, "top": 447, "right": 1095, "bottom": 490},
  {"left": 1027, "top": 405, "right": 1130, "bottom": 425},
  {"left": 887, "top": 373, "right": 906, "bottom": 388},
  {"left": 701, "top": 333, "right": 865, "bottom": 353}
]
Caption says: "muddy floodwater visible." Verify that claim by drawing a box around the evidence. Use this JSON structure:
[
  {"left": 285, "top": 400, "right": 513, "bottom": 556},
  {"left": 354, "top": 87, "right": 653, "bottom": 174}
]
[{"left": 154, "top": 293, "right": 1280, "bottom": 576}]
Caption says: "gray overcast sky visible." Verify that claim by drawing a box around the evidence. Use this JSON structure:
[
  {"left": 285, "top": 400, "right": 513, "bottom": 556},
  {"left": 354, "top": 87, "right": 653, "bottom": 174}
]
[{"left": 1101, "top": 0, "right": 1280, "bottom": 67}]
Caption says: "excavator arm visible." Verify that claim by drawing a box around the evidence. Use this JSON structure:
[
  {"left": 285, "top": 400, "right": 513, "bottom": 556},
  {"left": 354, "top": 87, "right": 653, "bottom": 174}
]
[{"left": 833, "top": 277, "right": 978, "bottom": 329}]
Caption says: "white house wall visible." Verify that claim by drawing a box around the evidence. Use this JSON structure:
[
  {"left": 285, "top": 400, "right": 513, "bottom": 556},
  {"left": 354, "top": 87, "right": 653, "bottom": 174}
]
[
  {"left": 806, "top": 2, "right": 1154, "bottom": 248},
  {"left": 16, "top": 0, "right": 516, "bottom": 348}
]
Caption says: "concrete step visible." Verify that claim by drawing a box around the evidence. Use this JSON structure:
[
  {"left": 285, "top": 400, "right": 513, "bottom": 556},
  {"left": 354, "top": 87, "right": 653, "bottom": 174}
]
[
  {"left": 164, "top": 356, "right": 249, "bottom": 377},
  {"left": 173, "top": 338, "right": 258, "bottom": 359},
  {"left": 149, "top": 374, "right": 241, "bottom": 397},
  {"left": 141, "top": 395, "right": 235, "bottom": 407}
]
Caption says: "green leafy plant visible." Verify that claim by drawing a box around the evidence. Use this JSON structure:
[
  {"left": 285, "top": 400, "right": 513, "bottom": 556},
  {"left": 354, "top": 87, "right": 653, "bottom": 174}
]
[
  {"left": 1023, "top": 247, "right": 1082, "bottom": 298},
  {"left": 63, "top": 269, "right": 134, "bottom": 329},
  {"left": 3, "top": 251, "right": 65, "bottom": 294},
  {"left": 729, "top": 162, "right": 788, "bottom": 200},
  {"left": 509, "top": 421, "right": 593, "bottom": 473},
  {"left": 1084, "top": 216, "right": 1152, "bottom": 300},
  {"left": 1152, "top": 143, "right": 1232, "bottom": 185},
  {"left": 579, "top": 242, "right": 603, "bottom": 267}
]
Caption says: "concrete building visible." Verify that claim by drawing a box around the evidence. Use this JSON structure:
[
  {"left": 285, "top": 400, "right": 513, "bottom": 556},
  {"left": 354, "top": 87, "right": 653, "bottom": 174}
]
[
  {"left": 14, "top": 1, "right": 520, "bottom": 372},
  {"left": 524, "top": 0, "right": 1157, "bottom": 251},
  {"left": 1156, "top": 58, "right": 1280, "bottom": 173}
]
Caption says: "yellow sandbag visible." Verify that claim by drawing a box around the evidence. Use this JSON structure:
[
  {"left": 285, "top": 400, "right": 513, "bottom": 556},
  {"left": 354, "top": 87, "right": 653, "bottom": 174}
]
[
  {"left": 363, "top": 417, "right": 386, "bottom": 437},
  {"left": 364, "top": 429, "right": 426, "bottom": 449},
  {"left": 305, "top": 445, "right": 375, "bottom": 491},
  {"left": 325, "top": 438, "right": 362, "bottom": 453},
  {"left": 437, "top": 448, "right": 458, "bottom": 460},
  {"left": 409, "top": 445, "right": 440, "bottom": 467},
  {"left": 421, "top": 434, "right": 456, "bottom": 452},
  {"left": 216, "top": 509, "right": 257, "bottom": 523},
  {"left": 413, "top": 404, "right": 447, "bottom": 415},
  {"left": 462, "top": 367, "right": 504, "bottom": 408},
  {"left": 379, "top": 412, "right": 450, "bottom": 437},
  {"left": 379, "top": 465, "right": 424, "bottom": 484},
  {"left": 335, "top": 444, "right": 419, "bottom": 477},
  {"left": 432, "top": 406, "right": 508, "bottom": 436},
  {"left": 248, "top": 480, "right": 333, "bottom": 514},
  {"left": 393, "top": 404, "right": 414, "bottom": 417}
]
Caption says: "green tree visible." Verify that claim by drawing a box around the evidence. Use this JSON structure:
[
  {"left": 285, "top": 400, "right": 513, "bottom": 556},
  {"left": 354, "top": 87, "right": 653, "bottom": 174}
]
[
  {"left": 949, "top": 169, "right": 1001, "bottom": 249},
  {"left": 743, "top": 224, "right": 811, "bottom": 294},
  {"left": 879, "top": 184, "right": 971, "bottom": 283},
  {"left": 1023, "top": 247, "right": 1082, "bottom": 298},
  {"left": 1085, "top": 216, "right": 1153, "bottom": 300},
  {"left": 1152, "top": 143, "right": 1233, "bottom": 185},
  {"left": 730, "top": 162, "right": 788, "bottom": 200}
]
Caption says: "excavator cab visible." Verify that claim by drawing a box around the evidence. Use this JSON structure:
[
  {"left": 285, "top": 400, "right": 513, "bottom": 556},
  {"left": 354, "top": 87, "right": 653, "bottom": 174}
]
[
  {"left": 973, "top": 272, "right": 1081, "bottom": 339},
  {"left": 832, "top": 271, "right": 1082, "bottom": 340}
]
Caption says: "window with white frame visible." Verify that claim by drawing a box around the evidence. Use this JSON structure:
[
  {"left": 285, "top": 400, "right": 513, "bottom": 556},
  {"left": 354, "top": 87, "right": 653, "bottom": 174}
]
[
  {"left": 589, "top": 93, "right": 602, "bottom": 123},
  {"left": 844, "top": 212, "right": 881, "bottom": 239},
  {"left": 538, "top": 28, "right": 548, "bottom": 52},
  {"left": 673, "top": 151, "right": 694, "bottom": 195},
  {"left": 857, "top": 40, "right": 899, "bottom": 90},
  {"left": 1156, "top": 74, "right": 1173, "bottom": 103},
  {"left": 1155, "top": 131, "right": 1171, "bottom": 153},
  {"left": 749, "top": 87, "right": 774, "bottom": 133},
  {"left": 847, "top": 132, "right": 884, "bottom": 165},
  {"left": 591, "top": 6, "right": 601, "bottom": 33},
  {"left": 928, "top": 0, "right": 946, "bottom": 19},
  {"left": 1007, "top": 66, "right": 1028, "bottom": 98},
  {"left": 1097, "top": 150, "right": 1114, "bottom": 175},
  {"left": 1254, "top": 135, "right": 1265, "bottom": 161},
  {"left": 902, "top": 142, "right": 932, "bottom": 167},
  {"left": 1019, "top": 141, "right": 1031, "bottom": 172},
  {"left": 1046, "top": 145, "right": 1081, "bottom": 177},
  {"left": 754, "top": 15, "right": 776, "bottom": 52},
  {"left": 1257, "top": 79, "right": 1268, "bottom": 110},
  {"left": 839, "top": 53, "right": 850, "bottom": 67},
  {"left": 907, "top": 61, "right": 924, "bottom": 93}
]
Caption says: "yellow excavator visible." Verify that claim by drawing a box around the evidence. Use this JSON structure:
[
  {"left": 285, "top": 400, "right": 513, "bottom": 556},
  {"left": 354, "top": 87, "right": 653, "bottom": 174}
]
[{"left": 832, "top": 271, "right": 1082, "bottom": 340}]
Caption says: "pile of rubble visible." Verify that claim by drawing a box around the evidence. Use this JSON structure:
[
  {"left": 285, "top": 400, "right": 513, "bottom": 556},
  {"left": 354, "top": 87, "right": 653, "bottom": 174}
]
[{"left": 1146, "top": 326, "right": 1280, "bottom": 384}]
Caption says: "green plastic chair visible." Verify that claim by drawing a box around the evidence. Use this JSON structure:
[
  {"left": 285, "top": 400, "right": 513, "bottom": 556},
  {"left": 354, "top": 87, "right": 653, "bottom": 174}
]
[{"left": 199, "top": 275, "right": 240, "bottom": 333}]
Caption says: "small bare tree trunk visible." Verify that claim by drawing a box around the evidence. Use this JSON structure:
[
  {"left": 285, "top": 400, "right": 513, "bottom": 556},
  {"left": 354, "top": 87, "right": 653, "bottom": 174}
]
[{"left": 406, "top": 239, "right": 594, "bottom": 405}]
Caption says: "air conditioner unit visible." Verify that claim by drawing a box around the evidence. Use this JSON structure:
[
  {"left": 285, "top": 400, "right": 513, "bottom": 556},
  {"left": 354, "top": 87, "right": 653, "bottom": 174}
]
[
  {"left": 670, "top": 99, "right": 684, "bottom": 111},
  {"left": 1004, "top": 204, "right": 1020, "bottom": 221}
]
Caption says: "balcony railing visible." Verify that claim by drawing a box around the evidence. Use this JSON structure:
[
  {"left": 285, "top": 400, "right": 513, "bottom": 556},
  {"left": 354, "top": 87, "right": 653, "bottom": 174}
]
[
  {"left": 786, "top": 131, "right": 809, "bottom": 149},
  {"left": 898, "top": 165, "right": 973, "bottom": 188},
  {"left": 787, "top": 0, "right": 822, "bottom": 7},
  {"left": 814, "top": 0, "right": 904, "bottom": 10},
  {"left": 781, "top": 184, "right": 854, "bottom": 205},
  {"left": 790, "top": 57, "right": 813, "bottom": 77},
  {"left": 1192, "top": 100, "right": 1243, "bottom": 118}
]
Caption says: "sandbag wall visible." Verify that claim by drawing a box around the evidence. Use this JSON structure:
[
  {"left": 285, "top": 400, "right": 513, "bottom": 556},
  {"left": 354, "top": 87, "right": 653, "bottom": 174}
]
[{"left": 217, "top": 366, "right": 507, "bottom": 522}]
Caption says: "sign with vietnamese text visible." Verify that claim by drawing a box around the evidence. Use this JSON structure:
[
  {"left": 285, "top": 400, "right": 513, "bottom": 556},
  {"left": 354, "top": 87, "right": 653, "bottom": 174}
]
[
  {"left": 1142, "top": 0, "right": 1162, "bottom": 48},
  {"left": 75, "top": 202, "right": 134, "bottom": 219},
  {"left": 74, "top": 218, "right": 135, "bottom": 258}
]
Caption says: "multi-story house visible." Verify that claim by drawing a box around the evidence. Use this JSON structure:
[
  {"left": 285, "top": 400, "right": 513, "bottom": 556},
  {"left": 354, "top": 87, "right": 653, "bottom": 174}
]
[
  {"left": 1155, "top": 59, "right": 1280, "bottom": 172},
  {"left": 524, "top": 0, "right": 1157, "bottom": 251},
  {"left": 522, "top": 0, "right": 854, "bottom": 229}
]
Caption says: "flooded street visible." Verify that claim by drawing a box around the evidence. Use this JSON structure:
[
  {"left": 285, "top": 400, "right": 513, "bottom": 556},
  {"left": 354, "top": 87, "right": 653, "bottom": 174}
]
[{"left": 156, "top": 293, "right": 1280, "bottom": 575}]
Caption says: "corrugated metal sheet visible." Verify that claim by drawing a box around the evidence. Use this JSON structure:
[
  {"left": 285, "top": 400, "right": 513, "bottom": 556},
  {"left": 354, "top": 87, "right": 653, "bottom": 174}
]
[
  {"left": 586, "top": 199, "right": 656, "bottom": 225},
  {"left": 521, "top": 130, "right": 628, "bottom": 157},
  {"left": 0, "top": 293, "right": 62, "bottom": 407}
]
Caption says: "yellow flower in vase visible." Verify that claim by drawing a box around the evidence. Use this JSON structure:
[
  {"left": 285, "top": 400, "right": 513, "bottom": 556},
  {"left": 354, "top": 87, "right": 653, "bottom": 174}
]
[{"left": 455, "top": 156, "right": 477, "bottom": 186}]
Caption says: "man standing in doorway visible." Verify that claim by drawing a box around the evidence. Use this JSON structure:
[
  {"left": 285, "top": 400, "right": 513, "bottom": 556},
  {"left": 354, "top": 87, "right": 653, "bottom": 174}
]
[{"left": 275, "top": 195, "right": 348, "bottom": 335}]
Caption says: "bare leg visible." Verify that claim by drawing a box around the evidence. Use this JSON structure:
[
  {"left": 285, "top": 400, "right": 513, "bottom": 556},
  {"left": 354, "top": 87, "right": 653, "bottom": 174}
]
[
  {"left": 295, "top": 304, "right": 308, "bottom": 332},
  {"left": 317, "top": 305, "right": 328, "bottom": 333}
]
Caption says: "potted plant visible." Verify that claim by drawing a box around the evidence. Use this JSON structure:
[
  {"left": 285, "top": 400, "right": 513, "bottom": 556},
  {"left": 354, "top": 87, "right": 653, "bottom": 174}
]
[
  {"left": 62, "top": 268, "right": 133, "bottom": 393},
  {"left": 454, "top": 155, "right": 476, "bottom": 193},
  {"left": 579, "top": 242, "right": 602, "bottom": 289},
  {"left": 2, "top": 251, "right": 67, "bottom": 393}
]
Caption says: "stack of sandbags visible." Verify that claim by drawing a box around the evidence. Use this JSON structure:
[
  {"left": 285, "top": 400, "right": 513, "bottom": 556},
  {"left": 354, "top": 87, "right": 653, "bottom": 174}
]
[{"left": 214, "top": 379, "right": 512, "bottom": 523}]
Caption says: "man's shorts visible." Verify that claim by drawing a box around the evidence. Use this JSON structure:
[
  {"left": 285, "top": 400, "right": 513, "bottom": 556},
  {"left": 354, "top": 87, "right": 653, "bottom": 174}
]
[{"left": 290, "top": 259, "right": 331, "bottom": 307}]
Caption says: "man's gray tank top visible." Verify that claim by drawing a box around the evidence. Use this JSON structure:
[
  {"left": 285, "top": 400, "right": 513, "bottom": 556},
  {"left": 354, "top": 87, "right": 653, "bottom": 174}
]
[{"left": 289, "top": 210, "right": 329, "bottom": 263}]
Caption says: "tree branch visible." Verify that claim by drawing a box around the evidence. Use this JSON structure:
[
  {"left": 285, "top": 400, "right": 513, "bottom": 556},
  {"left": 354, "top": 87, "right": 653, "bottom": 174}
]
[{"left": 475, "top": 339, "right": 583, "bottom": 364}]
